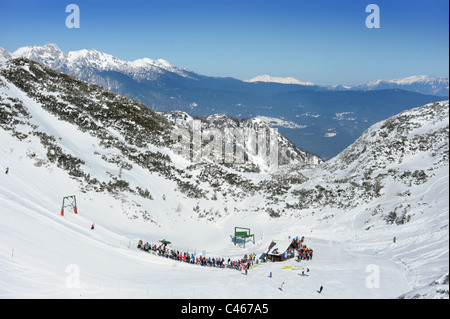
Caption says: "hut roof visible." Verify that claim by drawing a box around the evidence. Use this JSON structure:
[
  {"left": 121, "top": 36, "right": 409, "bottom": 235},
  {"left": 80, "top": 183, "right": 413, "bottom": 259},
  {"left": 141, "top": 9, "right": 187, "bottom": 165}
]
[{"left": 267, "top": 239, "right": 292, "bottom": 256}]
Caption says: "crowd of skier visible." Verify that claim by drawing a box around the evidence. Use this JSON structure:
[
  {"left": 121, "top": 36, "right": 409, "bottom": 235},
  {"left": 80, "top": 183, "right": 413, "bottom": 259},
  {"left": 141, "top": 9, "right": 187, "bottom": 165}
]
[
  {"left": 137, "top": 240, "right": 259, "bottom": 272},
  {"left": 291, "top": 236, "right": 314, "bottom": 261}
]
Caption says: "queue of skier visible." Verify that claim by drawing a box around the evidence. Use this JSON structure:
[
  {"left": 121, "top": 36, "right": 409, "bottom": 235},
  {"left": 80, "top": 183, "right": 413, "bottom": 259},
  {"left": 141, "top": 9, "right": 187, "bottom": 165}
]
[{"left": 137, "top": 240, "right": 258, "bottom": 272}]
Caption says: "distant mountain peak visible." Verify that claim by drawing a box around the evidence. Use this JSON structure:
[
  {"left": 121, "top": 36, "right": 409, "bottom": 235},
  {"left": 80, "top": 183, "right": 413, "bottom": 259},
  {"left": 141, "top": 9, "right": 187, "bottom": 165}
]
[
  {"left": 245, "top": 75, "right": 314, "bottom": 86},
  {"left": 363, "top": 75, "right": 445, "bottom": 85},
  {"left": 10, "top": 43, "right": 66, "bottom": 69}
]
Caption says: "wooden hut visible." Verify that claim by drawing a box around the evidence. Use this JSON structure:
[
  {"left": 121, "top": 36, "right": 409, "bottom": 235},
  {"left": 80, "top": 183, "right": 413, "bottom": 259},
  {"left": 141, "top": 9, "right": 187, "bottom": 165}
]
[{"left": 266, "top": 239, "right": 296, "bottom": 262}]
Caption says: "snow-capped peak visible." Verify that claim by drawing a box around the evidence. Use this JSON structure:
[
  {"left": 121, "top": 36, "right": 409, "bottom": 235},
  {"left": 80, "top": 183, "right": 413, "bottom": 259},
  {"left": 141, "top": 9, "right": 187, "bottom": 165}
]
[
  {"left": 4, "top": 43, "right": 192, "bottom": 80},
  {"left": 245, "top": 75, "right": 314, "bottom": 86},
  {"left": 67, "top": 48, "right": 128, "bottom": 70},
  {"left": 392, "top": 75, "right": 442, "bottom": 85},
  {"left": 11, "top": 43, "right": 67, "bottom": 69},
  {"left": 12, "top": 43, "right": 64, "bottom": 57}
]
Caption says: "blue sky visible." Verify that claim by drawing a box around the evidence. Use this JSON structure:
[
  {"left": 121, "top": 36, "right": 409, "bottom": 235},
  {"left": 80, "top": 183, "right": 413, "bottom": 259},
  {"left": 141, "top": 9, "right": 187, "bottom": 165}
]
[{"left": 0, "top": 0, "right": 448, "bottom": 85}]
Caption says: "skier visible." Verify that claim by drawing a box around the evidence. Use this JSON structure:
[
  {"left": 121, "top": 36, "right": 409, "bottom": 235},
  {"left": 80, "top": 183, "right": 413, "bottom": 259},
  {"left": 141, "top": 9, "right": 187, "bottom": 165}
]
[
  {"left": 91, "top": 223, "right": 94, "bottom": 230},
  {"left": 5, "top": 167, "right": 9, "bottom": 174},
  {"left": 318, "top": 285, "right": 323, "bottom": 293},
  {"left": 280, "top": 282, "right": 285, "bottom": 291},
  {"left": 393, "top": 236, "right": 397, "bottom": 243},
  {"left": 269, "top": 272, "right": 272, "bottom": 278}
]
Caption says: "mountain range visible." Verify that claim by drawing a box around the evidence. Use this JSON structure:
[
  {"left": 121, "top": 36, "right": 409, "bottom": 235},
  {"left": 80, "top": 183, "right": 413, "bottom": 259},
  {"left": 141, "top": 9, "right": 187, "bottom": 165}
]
[
  {"left": 354, "top": 75, "right": 449, "bottom": 96},
  {"left": 1, "top": 43, "right": 447, "bottom": 160},
  {"left": 245, "top": 74, "right": 449, "bottom": 97}
]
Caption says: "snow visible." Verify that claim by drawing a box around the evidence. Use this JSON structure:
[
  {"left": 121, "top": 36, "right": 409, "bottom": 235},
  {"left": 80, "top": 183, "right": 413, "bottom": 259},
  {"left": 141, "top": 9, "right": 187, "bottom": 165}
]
[
  {"left": 245, "top": 75, "right": 314, "bottom": 86},
  {"left": 1, "top": 150, "right": 435, "bottom": 299},
  {"left": 365, "top": 75, "right": 444, "bottom": 86},
  {"left": 130, "top": 58, "right": 156, "bottom": 67},
  {"left": 0, "top": 70, "right": 448, "bottom": 299},
  {"left": 1, "top": 148, "right": 447, "bottom": 299}
]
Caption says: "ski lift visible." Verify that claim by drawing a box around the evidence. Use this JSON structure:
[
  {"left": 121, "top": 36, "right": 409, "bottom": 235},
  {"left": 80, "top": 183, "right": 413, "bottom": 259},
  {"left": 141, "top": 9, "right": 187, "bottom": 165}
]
[{"left": 61, "top": 195, "right": 78, "bottom": 216}]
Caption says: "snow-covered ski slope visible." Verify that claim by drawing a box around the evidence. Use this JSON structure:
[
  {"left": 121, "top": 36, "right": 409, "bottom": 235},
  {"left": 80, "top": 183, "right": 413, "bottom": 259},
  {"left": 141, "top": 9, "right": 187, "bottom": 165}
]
[{"left": 0, "top": 65, "right": 448, "bottom": 299}]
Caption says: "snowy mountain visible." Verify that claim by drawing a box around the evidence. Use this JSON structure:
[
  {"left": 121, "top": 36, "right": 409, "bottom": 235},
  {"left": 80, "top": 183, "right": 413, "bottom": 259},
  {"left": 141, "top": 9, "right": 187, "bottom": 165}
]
[
  {"left": 245, "top": 75, "right": 314, "bottom": 86},
  {"left": 355, "top": 75, "right": 449, "bottom": 97},
  {"left": 0, "top": 44, "right": 445, "bottom": 160},
  {"left": 10, "top": 43, "right": 193, "bottom": 83},
  {"left": 0, "top": 57, "right": 448, "bottom": 299}
]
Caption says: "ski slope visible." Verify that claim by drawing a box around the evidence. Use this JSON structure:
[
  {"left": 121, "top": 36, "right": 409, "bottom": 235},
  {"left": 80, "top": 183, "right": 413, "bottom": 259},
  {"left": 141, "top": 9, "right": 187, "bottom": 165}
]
[{"left": 0, "top": 119, "right": 448, "bottom": 299}]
